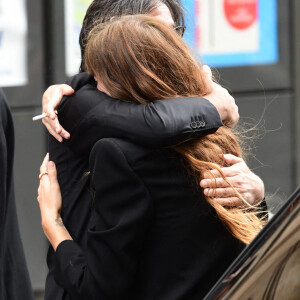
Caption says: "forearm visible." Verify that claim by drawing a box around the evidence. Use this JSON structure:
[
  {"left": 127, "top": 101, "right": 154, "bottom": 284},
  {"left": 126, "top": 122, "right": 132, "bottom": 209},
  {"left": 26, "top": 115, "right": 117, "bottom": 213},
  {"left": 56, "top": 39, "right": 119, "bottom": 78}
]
[
  {"left": 60, "top": 89, "right": 222, "bottom": 155},
  {"left": 44, "top": 67, "right": 238, "bottom": 144},
  {"left": 42, "top": 213, "right": 72, "bottom": 251}
]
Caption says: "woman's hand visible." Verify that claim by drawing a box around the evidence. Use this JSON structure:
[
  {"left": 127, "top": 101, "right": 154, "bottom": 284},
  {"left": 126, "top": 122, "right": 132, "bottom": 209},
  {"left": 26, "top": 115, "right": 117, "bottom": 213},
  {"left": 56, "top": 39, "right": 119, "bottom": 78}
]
[
  {"left": 38, "top": 153, "right": 62, "bottom": 218},
  {"left": 42, "top": 84, "right": 74, "bottom": 142},
  {"left": 37, "top": 154, "right": 72, "bottom": 250}
]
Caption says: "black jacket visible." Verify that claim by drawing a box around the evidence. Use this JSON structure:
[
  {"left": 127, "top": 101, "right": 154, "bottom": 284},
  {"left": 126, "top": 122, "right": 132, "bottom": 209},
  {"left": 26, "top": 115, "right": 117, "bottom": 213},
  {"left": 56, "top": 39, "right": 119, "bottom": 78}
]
[
  {"left": 54, "top": 138, "right": 245, "bottom": 300},
  {"left": 46, "top": 73, "right": 223, "bottom": 299},
  {"left": 0, "top": 89, "right": 33, "bottom": 300}
]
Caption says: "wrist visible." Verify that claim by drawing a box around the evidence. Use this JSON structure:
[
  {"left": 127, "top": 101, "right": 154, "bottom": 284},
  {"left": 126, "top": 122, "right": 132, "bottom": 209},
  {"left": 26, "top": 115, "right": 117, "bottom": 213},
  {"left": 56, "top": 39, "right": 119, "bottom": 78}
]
[
  {"left": 254, "top": 175, "right": 265, "bottom": 203},
  {"left": 41, "top": 214, "right": 72, "bottom": 251},
  {"left": 41, "top": 211, "right": 61, "bottom": 228}
]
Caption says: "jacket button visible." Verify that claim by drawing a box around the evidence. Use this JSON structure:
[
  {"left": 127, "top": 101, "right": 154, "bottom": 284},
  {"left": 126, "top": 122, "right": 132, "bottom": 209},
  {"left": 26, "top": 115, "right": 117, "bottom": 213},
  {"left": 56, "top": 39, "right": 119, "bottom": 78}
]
[
  {"left": 191, "top": 122, "right": 197, "bottom": 129},
  {"left": 199, "top": 121, "right": 206, "bottom": 127}
]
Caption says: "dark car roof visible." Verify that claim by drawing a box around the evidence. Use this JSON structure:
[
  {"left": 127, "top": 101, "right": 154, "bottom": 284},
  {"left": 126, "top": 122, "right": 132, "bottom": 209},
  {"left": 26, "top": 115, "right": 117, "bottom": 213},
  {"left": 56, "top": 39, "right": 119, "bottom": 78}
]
[{"left": 204, "top": 186, "right": 300, "bottom": 300}]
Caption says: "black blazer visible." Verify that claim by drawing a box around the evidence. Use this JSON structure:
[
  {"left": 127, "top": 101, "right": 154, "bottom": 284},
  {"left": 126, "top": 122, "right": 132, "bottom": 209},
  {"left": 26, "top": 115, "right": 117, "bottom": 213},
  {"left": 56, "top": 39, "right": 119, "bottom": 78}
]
[
  {"left": 0, "top": 89, "right": 33, "bottom": 300},
  {"left": 54, "top": 138, "right": 245, "bottom": 300},
  {"left": 46, "top": 73, "right": 223, "bottom": 299}
]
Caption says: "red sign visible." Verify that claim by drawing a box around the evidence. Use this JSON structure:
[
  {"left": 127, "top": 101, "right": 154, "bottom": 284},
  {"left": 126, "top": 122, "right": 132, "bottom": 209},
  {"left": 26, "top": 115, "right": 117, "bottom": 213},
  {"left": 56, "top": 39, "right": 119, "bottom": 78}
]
[{"left": 224, "top": 0, "right": 258, "bottom": 30}]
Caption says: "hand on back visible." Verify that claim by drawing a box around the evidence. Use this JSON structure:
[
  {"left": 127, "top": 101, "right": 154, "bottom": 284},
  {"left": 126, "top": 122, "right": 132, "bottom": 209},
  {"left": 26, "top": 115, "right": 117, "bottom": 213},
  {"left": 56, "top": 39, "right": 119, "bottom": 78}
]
[
  {"left": 200, "top": 154, "right": 265, "bottom": 207},
  {"left": 42, "top": 84, "right": 74, "bottom": 142}
]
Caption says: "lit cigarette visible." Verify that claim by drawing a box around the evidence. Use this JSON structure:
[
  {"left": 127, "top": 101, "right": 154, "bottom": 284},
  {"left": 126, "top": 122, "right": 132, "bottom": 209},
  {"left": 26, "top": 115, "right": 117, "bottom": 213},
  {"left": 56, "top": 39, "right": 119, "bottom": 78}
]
[{"left": 32, "top": 110, "right": 58, "bottom": 121}]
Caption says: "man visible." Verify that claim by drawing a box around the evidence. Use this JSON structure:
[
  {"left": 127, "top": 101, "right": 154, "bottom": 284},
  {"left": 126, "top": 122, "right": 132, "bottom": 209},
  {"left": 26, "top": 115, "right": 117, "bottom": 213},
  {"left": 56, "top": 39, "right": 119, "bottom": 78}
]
[
  {"left": 40, "top": 1, "right": 265, "bottom": 299},
  {"left": 0, "top": 89, "right": 33, "bottom": 300}
]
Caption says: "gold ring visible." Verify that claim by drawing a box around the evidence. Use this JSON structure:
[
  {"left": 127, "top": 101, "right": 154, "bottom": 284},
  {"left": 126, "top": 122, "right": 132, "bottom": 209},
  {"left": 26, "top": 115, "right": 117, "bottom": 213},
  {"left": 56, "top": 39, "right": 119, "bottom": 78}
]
[{"left": 39, "top": 171, "right": 48, "bottom": 180}]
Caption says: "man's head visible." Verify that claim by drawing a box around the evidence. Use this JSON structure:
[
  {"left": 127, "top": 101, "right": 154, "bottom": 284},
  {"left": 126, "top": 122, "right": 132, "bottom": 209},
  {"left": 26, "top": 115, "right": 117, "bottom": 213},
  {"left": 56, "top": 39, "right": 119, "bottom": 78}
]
[{"left": 79, "top": 0, "right": 185, "bottom": 71}]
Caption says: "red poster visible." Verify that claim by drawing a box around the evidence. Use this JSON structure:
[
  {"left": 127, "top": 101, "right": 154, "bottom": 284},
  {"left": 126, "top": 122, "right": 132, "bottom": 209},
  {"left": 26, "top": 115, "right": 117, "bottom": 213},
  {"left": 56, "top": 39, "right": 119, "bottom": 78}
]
[{"left": 224, "top": 0, "right": 258, "bottom": 30}]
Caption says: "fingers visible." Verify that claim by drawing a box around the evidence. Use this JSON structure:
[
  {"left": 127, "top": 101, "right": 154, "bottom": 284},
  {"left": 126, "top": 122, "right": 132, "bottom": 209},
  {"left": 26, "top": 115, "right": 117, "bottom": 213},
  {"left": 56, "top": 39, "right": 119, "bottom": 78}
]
[
  {"left": 201, "top": 154, "right": 245, "bottom": 180},
  {"left": 40, "top": 153, "right": 49, "bottom": 173},
  {"left": 38, "top": 159, "right": 58, "bottom": 203},
  {"left": 42, "top": 119, "right": 63, "bottom": 142},
  {"left": 202, "top": 65, "right": 213, "bottom": 93},
  {"left": 43, "top": 84, "right": 74, "bottom": 104},
  {"left": 44, "top": 84, "right": 74, "bottom": 119},
  {"left": 200, "top": 177, "right": 229, "bottom": 189},
  {"left": 42, "top": 115, "right": 61, "bottom": 133},
  {"left": 44, "top": 104, "right": 58, "bottom": 120},
  {"left": 202, "top": 166, "right": 240, "bottom": 179},
  {"left": 59, "top": 128, "right": 71, "bottom": 140},
  {"left": 203, "top": 187, "right": 238, "bottom": 198},
  {"left": 47, "top": 161, "right": 60, "bottom": 190},
  {"left": 202, "top": 81, "right": 239, "bottom": 126},
  {"left": 37, "top": 185, "right": 42, "bottom": 201},
  {"left": 60, "top": 84, "right": 74, "bottom": 96},
  {"left": 213, "top": 86, "right": 239, "bottom": 127},
  {"left": 42, "top": 84, "right": 73, "bottom": 138},
  {"left": 224, "top": 102, "right": 239, "bottom": 128},
  {"left": 202, "top": 169, "right": 229, "bottom": 179},
  {"left": 202, "top": 65, "right": 213, "bottom": 81},
  {"left": 214, "top": 197, "right": 244, "bottom": 207},
  {"left": 38, "top": 154, "right": 49, "bottom": 203},
  {"left": 42, "top": 117, "right": 70, "bottom": 141},
  {"left": 47, "top": 161, "right": 57, "bottom": 182},
  {"left": 221, "top": 154, "right": 243, "bottom": 165}
]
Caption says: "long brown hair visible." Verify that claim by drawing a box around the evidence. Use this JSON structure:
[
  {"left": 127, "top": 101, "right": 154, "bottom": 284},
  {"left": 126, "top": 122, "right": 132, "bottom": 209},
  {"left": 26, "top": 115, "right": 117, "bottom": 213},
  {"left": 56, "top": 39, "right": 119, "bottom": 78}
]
[{"left": 85, "top": 15, "right": 265, "bottom": 244}]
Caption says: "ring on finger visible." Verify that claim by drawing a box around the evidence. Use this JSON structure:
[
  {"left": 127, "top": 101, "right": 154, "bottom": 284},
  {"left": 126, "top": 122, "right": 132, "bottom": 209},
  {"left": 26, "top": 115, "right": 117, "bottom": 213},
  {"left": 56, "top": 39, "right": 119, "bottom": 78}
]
[{"left": 39, "top": 171, "right": 48, "bottom": 180}]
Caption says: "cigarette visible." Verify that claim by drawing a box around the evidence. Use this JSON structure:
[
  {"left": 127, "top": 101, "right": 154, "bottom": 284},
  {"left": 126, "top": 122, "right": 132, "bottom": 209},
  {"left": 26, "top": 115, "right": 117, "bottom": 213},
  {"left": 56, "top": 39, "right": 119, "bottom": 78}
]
[{"left": 33, "top": 110, "right": 58, "bottom": 121}]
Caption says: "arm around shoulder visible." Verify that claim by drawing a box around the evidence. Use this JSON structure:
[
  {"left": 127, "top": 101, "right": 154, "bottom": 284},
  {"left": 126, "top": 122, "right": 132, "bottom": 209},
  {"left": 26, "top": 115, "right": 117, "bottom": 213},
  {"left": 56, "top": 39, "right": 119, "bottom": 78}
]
[{"left": 63, "top": 90, "right": 223, "bottom": 155}]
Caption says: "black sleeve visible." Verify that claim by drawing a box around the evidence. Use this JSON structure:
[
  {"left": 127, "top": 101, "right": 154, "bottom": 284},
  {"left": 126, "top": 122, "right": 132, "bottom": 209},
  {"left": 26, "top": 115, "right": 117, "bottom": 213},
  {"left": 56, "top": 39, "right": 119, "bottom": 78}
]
[
  {"left": 59, "top": 73, "right": 223, "bottom": 156},
  {"left": 0, "top": 90, "right": 34, "bottom": 300},
  {"left": 54, "top": 139, "right": 153, "bottom": 299}
]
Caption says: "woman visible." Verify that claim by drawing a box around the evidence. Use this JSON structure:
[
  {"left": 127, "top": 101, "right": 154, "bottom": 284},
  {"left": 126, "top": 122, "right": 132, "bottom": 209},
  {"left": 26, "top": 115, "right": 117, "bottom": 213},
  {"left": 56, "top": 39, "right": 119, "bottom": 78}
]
[{"left": 38, "top": 15, "right": 265, "bottom": 299}]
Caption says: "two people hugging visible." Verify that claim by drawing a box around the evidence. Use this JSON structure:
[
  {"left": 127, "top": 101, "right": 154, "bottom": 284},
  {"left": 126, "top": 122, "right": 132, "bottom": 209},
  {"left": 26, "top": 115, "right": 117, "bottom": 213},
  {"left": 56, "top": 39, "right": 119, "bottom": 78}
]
[{"left": 37, "top": 1, "right": 266, "bottom": 299}]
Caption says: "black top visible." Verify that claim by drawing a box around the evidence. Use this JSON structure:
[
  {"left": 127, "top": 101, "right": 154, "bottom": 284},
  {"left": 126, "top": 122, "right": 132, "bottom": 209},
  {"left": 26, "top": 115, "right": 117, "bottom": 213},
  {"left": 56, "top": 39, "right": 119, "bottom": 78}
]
[
  {"left": 0, "top": 89, "right": 33, "bottom": 300},
  {"left": 54, "top": 138, "right": 245, "bottom": 300},
  {"left": 46, "top": 73, "right": 223, "bottom": 299}
]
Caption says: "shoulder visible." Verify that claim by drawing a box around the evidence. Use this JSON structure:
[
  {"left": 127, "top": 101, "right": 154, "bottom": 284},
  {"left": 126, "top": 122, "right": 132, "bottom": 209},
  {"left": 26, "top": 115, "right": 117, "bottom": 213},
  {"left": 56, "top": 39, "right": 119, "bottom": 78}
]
[
  {"left": 89, "top": 139, "right": 154, "bottom": 198},
  {"left": 89, "top": 138, "right": 181, "bottom": 183},
  {"left": 90, "top": 138, "right": 151, "bottom": 169},
  {"left": 58, "top": 81, "right": 110, "bottom": 132}
]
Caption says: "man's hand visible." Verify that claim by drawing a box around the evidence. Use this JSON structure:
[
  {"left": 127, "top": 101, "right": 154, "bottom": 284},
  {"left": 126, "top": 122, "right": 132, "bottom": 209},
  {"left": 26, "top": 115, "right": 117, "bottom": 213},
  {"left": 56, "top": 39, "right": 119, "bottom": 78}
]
[
  {"left": 200, "top": 154, "right": 265, "bottom": 207},
  {"left": 42, "top": 84, "right": 74, "bottom": 142},
  {"left": 202, "top": 65, "right": 239, "bottom": 127}
]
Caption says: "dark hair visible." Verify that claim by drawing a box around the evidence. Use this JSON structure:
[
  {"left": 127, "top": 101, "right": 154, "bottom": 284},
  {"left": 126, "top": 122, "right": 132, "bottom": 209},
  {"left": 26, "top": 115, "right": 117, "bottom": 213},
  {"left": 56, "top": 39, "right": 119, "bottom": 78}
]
[{"left": 79, "top": 0, "right": 185, "bottom": 72}]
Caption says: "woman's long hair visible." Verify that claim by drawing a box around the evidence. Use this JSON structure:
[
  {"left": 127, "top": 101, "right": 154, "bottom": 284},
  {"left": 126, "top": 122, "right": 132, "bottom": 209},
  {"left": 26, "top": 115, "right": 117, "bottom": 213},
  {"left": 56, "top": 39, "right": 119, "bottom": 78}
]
[{"left": 85, "top": 15, "right": 266, "bottom": 244}]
